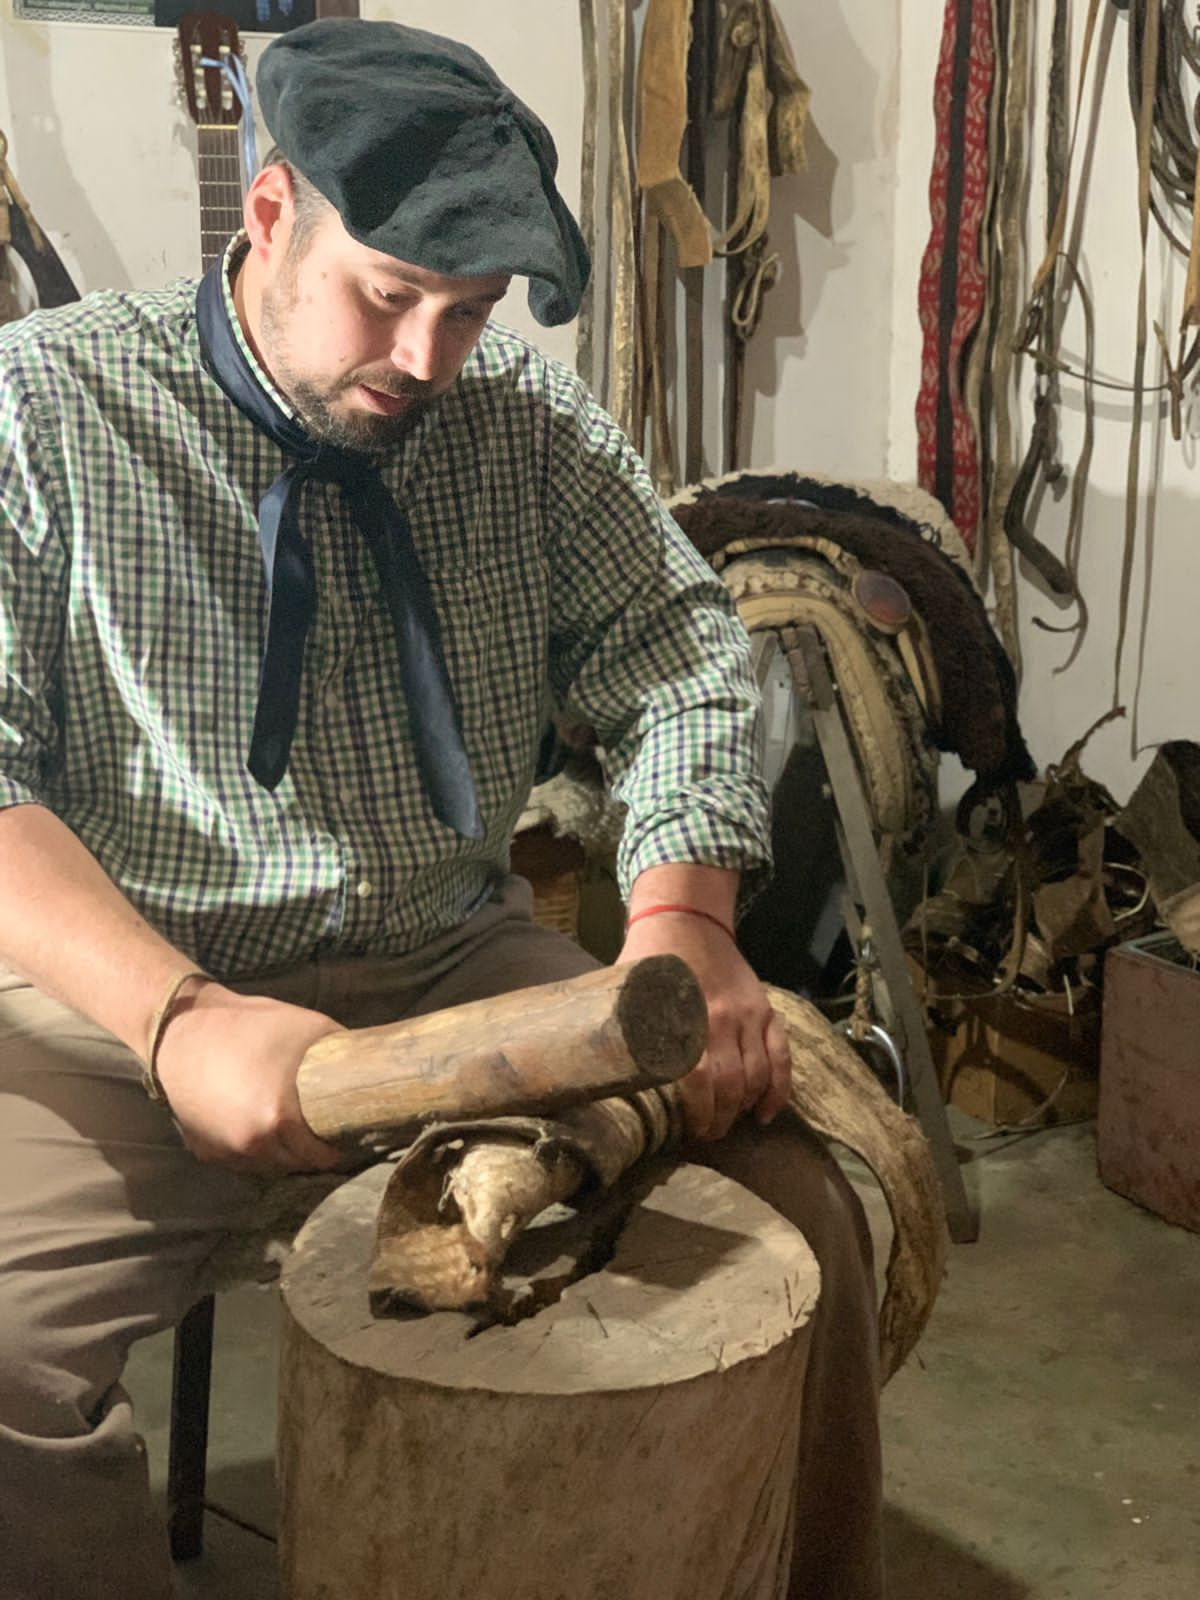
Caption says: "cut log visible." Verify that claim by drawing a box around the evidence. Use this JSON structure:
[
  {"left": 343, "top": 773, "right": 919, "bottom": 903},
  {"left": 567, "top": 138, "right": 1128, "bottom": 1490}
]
[
  {"left": 296, "top": 955, "right": 707, "bottom": 1145},
  {"left": 278, "top": 1160, "right": 819, "bottom": 1600}
]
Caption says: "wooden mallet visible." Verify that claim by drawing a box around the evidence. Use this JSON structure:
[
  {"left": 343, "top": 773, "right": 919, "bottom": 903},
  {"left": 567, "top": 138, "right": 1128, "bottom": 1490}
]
[{"left": 295, "top": 955, "right": 707, "bottom": 1149}]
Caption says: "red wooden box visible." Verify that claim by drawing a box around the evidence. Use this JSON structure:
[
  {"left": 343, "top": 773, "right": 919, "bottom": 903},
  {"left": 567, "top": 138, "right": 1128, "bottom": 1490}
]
[{"left": 1098, "top": 934, "right": 1200, "bottom": 1232}]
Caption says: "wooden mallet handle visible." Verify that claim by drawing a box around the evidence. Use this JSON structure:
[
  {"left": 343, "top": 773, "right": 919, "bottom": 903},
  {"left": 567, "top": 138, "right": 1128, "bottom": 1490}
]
[{"left": 296, "top": 955, "right": 707, "bottom": 1145}]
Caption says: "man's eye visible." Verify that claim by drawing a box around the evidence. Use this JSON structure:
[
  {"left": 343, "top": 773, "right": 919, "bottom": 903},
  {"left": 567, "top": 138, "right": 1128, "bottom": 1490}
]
[
  {"left": 374, "top": 287, "right": 402, "bottom": 305},
  {"left": 453, "top": 304, "right": 490, "bottom": 324}
]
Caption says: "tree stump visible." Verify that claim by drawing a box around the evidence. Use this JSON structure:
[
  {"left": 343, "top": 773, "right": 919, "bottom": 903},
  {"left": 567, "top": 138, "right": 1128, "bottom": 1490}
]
[{"left": 278, "top": 1160, "right": 820, "bottom": 1600}]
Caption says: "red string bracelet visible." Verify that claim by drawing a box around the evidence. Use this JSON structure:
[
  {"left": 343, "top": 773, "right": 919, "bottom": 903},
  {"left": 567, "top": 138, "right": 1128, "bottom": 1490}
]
[{"left": 625, "top": 902, "right": 736, "bottom": 942}]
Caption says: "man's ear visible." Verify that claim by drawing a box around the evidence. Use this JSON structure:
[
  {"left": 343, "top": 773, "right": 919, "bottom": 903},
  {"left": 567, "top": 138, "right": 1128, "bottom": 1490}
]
[{"left": 243, "top": 163, "right": 294, "bottom": 261}]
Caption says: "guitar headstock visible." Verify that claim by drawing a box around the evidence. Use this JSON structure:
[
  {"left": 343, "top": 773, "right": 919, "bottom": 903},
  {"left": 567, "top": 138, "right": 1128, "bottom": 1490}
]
[{"left": 176, "top": 12, "right": 246, "bottom": 129}]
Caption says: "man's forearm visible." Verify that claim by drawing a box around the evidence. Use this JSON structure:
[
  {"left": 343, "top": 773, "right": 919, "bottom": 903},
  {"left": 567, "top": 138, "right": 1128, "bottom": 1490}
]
[
  {"left": 0, "top": 802, "right": 198, "bottom": 1058},
  {"left": 626, "top": 862, "right": 739, "bottom": 927}
]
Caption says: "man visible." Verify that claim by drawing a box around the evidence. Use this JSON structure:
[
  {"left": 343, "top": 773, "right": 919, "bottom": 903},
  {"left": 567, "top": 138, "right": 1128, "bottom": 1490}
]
[{"left": 0, "top": 19, "right": 880, "bottom": 1598}]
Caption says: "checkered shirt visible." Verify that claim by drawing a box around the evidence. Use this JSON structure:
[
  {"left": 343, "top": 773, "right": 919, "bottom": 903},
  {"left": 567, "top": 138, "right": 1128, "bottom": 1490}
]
[{"left": 0, "top": 273, "right": 769, "bottom": 978}]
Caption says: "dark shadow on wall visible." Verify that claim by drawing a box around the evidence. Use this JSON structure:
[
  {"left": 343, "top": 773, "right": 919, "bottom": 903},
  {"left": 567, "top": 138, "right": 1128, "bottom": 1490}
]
[
  {"left": 2, "top": 22, "right": 133, "bottom": 294},
  {"left": 734, "top": 5, "right": 890, "bottom": 460}
]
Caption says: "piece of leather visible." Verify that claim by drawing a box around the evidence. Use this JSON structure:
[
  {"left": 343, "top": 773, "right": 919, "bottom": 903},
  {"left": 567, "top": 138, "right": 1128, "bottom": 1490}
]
[
  {"left": 575, "top": 0, "right": 600, "bottom": 390},
  {"left": 984, "top": 0, "right": 1031, "bottom": 669},
  {"left": 724, "top": 549, "right": 935, "bottom": 843},
  {"left": 606, "top": 0, "right": 639, "bottom": 438},
  {"left": 636, "top": 0, "right": 713, "bottom": 268},
  {"left": 1116, "top": 0, "right": 1159, "bottom": 709}
]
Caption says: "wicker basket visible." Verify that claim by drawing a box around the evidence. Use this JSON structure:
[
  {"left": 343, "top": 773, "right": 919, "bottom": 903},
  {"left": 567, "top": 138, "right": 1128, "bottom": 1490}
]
[{"left": 510, "top": 826, "right": 585, "bottom": 942}]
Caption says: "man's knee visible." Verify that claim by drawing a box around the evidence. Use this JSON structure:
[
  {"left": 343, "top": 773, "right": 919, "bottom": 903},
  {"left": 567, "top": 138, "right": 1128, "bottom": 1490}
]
[
  {"left": 686, "top": 1115, "right": 876, "bottom": 1290},
  {"left": 0, "top": 1282, "right": 119, "bottom": 1439}
]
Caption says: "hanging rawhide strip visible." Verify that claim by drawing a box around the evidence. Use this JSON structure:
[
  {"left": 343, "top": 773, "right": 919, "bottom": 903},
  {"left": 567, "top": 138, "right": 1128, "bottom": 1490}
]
[
  {"left": 629, "top": 0, "right": 808, "bottom": 488},
  {"left": 980, "top": 0, "right": 1032, "bottom": 670},
  {"left": 712, "top": 1, "right": 809, "bottom": 471},
  {"left": 915, "top": 0, "right": 996, "bottom": 557},
  {"left": 576, "top": 0, "right": 601, "bottom": 393},
  {"left": 606, "top": 0, "right": 641, "bottom": 439}
]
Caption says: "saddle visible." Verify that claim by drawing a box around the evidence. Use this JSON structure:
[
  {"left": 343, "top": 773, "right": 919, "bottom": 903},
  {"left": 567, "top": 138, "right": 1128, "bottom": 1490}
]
[{"left": 669, "top": 469, "right": 1036, "bottom": 852}]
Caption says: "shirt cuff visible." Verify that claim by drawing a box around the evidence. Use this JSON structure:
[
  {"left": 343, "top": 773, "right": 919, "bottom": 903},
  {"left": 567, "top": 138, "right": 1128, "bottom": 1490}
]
[{"left": 616, "top": 787, "right": 773, "bottom": 904}]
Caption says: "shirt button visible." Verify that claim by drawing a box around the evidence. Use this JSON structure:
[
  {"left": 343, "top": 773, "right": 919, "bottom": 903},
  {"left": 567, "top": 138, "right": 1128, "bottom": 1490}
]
[
  {"left": 355, "top": 879, "right": 374, "bottom": 899},
  {"left": 324, "top": 688, "right": 341, "bottom": 710}
]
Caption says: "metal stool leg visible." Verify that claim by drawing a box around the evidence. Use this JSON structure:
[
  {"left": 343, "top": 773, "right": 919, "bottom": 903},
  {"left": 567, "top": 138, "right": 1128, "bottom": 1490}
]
[
  {"left": 785, "top": 624, "right": 979, "bottom": 1242},
  {"left": 167, "top": 1293, "right": 215, "bottom": 1561}
]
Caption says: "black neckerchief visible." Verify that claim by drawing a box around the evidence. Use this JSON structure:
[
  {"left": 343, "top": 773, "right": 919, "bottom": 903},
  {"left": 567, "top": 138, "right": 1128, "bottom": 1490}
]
[{"left": 194, "top": 259, "right": 482, "bottom": 839}]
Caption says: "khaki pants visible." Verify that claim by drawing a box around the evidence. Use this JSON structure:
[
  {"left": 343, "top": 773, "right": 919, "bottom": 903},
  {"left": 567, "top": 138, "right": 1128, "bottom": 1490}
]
[{"left": 0, "top": 879, "right": 881, "bottom": 1600}]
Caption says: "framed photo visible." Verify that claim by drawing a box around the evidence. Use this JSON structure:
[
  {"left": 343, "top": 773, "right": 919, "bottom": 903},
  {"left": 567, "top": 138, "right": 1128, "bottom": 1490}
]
[{"left": 14, "top": 0, "right": 318, "bottom": 29}]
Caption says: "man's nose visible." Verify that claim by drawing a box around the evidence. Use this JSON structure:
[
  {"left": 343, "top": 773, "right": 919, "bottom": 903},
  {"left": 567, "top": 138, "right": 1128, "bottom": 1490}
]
[{"left": 390, "top": 311, "right": 443, "bottom": 383}]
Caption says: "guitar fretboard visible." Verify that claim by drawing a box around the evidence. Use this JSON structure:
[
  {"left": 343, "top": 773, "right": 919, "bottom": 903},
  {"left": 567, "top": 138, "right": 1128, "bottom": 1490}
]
[{"left": 197, "top": 125, "right": 244, "bottom": 271}]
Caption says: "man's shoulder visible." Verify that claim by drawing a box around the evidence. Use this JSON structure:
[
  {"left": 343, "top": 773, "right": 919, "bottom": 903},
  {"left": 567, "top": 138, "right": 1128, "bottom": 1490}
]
[
  {"left": 466, "top": 320, "right": 593, "bottom": 409},
  {"left": 0, "top": 280, "right": 199, "bottom": 394}
]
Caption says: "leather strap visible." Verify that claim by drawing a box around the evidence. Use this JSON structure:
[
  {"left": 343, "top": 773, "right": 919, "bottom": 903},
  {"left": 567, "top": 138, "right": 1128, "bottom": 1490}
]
[
  {"left": 637, "top": 0, "right": 713, "bottom": 268},
  {"left": 1116, "top": 0, "right": 1160, "bottom": 710},
  {"left": 576, "top": 0, "right": 600, "bottom": 392},
  {"left": 915, "top": 0, "right": 996, "bottom": 558},
  {"left": 606, "top": 0, "right": 639, "bottom": 438},
  {"left": 984, "top": 0, "right": 1030, "bottom": 669},
  {"left": 682, "top": 0, "right": 713, "bottom": 485}
]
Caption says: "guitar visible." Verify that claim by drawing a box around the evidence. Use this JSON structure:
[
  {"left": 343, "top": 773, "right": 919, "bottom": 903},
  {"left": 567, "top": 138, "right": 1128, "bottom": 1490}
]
[{"left": 175, "top": 12, "right": 247, "bottom": 272}]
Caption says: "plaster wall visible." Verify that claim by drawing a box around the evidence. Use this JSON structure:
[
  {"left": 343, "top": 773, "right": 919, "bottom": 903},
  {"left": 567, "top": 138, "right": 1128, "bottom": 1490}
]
[
  {"left": 0, "top": 0, "right": 900, "bottom": 460},
  {"left": 4, "top": 1, "right": 1181, "bottom": 799},
  {"left": 0, "top": 0, "right": 583, "bottom": 364}
]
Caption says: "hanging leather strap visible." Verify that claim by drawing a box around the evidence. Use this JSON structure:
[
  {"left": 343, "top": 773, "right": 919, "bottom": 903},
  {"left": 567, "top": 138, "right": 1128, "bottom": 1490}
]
[
  {"left": 606, "top": 0, "right": 639, "bottom": 438},
  {"left": 1001, "top": 0, "right": 1078, "bottom": 605},
  {"left": 1026, "top": 0, "right": 1105, "bottom": 304},
  {"left": 576, "top": 0, "right": 600, "bottom": 391},
  {"left": 1115, "top": 0, "right": 1160, "bottom": 708},
  {"left": 984, "top": 0, "right": 1030, "bottom": 669},
  {"left": 637, "top": 0, "right": 713, "bottom": 268}
]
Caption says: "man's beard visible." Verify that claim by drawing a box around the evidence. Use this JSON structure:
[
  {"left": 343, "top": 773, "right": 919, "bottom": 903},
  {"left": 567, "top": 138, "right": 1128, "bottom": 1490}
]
[{"left": 258, "top": 271, "right": 438, "bottom": 452}]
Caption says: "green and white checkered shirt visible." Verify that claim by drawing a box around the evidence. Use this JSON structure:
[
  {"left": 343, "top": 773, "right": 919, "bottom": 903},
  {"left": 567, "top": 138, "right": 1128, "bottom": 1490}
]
[{"left": 0, "top": 272, "right": 769, "bottom": 979}]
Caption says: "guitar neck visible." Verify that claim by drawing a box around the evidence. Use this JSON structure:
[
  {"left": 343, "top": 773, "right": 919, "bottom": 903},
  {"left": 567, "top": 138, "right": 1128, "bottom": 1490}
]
[{"left": 196, "top": 125, "right": 244, "bottom": 271}]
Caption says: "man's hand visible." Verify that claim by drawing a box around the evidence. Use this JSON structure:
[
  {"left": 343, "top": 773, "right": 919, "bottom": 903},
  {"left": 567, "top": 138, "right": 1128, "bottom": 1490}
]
[
  {"left": 618, "top": 909, "right": 791, "bottom": 1141},
  {"left": 154, "top": 984, "right": 345, "bottom": 1174}
]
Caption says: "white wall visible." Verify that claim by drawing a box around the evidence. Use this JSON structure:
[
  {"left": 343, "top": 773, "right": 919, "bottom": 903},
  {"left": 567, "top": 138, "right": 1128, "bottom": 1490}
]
[
  {"left": 7, "top": 0, "right": 1178, "bottom": 799},
  {"left": 0, "top": 0, "right": 581, "bottom": 362},
  {"left": 740, "top": 1, "right": 901, "bottom": 480},
  {"left": 888, "top": 0, "right": 1199, "bottom": 801},
  {"left": 0, "top": 0, "right": 899, "bottom": 452}
]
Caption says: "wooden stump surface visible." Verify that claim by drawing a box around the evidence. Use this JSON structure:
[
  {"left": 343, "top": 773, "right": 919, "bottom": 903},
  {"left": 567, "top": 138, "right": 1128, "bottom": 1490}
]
[{"left": 278, "top": 1160, "right": 819, "bottom": 1600}]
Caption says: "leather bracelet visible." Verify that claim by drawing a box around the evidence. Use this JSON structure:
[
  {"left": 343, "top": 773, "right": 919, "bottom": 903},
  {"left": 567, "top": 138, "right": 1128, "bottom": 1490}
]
[
  {"left": 625, "top": 903, "right": 736, "bottom": 942},
  {"left": 141, "top": 968, "right": 209, "bottom": 1102}
]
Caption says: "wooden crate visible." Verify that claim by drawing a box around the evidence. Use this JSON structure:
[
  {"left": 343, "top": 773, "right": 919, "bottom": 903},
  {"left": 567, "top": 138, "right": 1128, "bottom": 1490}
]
[
  {"left": 909, "top": 959, "right": 1100, "bottom": 1127},
  {"left": 1098, "top": 934, "right": 1200, "bottom": 1233}
]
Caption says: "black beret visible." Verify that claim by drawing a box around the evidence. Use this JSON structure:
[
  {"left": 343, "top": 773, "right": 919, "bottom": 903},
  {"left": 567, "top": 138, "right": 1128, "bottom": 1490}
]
[{"left": 258, "top": 18, "right": 590, "bottom": 327}]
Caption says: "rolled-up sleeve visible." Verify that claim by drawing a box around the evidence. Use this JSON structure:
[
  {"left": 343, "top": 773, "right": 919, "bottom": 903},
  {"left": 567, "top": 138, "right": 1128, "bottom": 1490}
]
[
  {"left": 544, "top": 382, "right": 771, "bottom": 896},
  {"left": 0, "top": 363, "right": 68, "bottom": 809}
]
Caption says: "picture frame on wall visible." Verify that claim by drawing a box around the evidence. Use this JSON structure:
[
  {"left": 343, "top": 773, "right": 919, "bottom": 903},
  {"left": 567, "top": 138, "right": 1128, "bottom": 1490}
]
[{"left": 13, "top": 0, "right": 318, "bottom": 29}]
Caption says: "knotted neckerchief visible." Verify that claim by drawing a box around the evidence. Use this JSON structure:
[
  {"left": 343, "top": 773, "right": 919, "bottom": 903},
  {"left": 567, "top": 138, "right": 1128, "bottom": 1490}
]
[{"left": 195, "top": 261, "right": 483, "bottom": 839}]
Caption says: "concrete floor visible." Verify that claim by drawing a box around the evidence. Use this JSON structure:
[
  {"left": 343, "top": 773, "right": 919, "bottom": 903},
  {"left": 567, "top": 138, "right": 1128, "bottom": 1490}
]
[{"left": 126, "top": 1113, "right": 1200, "bottom": 1598}]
